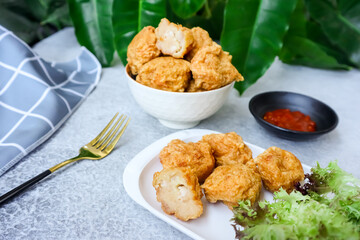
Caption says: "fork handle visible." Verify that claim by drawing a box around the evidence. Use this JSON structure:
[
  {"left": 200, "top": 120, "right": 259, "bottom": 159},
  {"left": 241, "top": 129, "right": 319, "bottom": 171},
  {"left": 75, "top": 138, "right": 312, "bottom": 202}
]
[{"left": 0, "top": 170, "right": 51, "bottom": 206}]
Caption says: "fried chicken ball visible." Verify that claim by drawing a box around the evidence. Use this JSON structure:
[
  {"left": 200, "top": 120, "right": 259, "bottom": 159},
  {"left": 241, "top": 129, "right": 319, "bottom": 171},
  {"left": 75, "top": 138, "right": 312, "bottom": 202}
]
[
  {"left": 185, "top": 27, "right": 213, "bottom": 61},
  {"left": 201, "top": 132, "right": 253, "bottom": 166},
  {"left": 244, "top": 158, "right": 259, "bottom": 173},
  {"left": 153, "top": 167, "right": 203, "bottom": 221},
  {"left": 190, "top": 43, "right": 244, "bottom": 91},
  {"left": 201, "top": 164, "right": 262, "bottom": 209},
  {"left": 127, "top": 26, "right": 161, "bottom": 75},
  {"left": 254, "top": 146, "right": 304, "bottom": 193},
  {"left": 159, "top": 139, "right": 215, "bottom": 183},
  {"left": 155, "top": 18, "right": 194, "bottom": 58},
  {"left": 185, "top": 79, "right": 201, "bottom": 92},
  {"left": 136, "top": 57, "right": 191, "bottom": 92}
]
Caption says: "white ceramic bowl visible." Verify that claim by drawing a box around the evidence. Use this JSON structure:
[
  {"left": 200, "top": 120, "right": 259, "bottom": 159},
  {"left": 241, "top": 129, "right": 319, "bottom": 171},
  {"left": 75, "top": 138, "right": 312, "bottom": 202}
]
[{"left": 125, "top": 65, "right": 234, "bottom": 129}]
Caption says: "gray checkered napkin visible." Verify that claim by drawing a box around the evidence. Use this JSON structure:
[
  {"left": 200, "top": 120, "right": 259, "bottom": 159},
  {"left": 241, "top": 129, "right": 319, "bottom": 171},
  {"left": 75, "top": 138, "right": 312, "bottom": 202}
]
[{"left": 0, "top": 26, "right": 101, "bottom": 176}]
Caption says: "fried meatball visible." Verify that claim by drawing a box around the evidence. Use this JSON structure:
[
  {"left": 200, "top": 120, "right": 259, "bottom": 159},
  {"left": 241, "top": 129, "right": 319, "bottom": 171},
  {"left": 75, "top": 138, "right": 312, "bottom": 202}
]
[
  {"left": 190, "top": 43, "right": 244, "bottom": 91},
  {"left": 153, "top": 167, "right": 203, "bottom": 221},
  {"left": 185, "top": 27, "right": 213, "bottom": 61},
  {"left": 160, "top": 139, "right": 215, "bottom": 183},
  {"left": 201, "top": 164, "right": 262, "bottom": 209},
  {"left": 127, "top": 26, "right": 161, "bottom": 75},
  {"left": 136, "top": 57, "right": 191, "bottom": 92},
  {"left": 185, "top": 79, "right": 202, "bottom": 92},
  {"left": 244, "top": 158, "right": 259, "bottom": 174},
  {"left": 201, "top": 132, "right": 253, "bottom": 166},
  {"left": 254, "top": 146, "right": 304, "bottom": 193},
  {"left": 155, "top": 18, "right": 194, "bottom": 58}
]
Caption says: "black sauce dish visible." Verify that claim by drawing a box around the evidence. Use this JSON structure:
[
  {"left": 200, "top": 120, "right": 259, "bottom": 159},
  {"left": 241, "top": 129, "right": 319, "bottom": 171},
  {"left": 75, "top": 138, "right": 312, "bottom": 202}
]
[{"left": 249, "top": 91, "right": 339, "bottom": 140}]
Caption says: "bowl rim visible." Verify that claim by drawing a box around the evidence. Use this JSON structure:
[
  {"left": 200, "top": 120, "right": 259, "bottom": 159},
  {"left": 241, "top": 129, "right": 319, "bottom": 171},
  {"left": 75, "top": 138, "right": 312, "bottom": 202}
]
[
  {"left": 249, "top": 91, "right": 339, "bottom": 136},
  {"left": 125, "top": 64, "right": 235, "bottom": 95}
]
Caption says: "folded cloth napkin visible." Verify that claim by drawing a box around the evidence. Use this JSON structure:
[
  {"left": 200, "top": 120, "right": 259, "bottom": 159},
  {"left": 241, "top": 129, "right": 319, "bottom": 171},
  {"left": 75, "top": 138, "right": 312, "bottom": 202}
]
[{"left": 0, "top": 25, "right": 101, "bottom": 176}]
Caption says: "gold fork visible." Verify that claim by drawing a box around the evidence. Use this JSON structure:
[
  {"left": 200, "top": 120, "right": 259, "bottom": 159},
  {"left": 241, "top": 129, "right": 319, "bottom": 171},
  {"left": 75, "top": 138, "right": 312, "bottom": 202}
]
[{"left": 0, "top": 113, "right": 130, "bottom": 206}]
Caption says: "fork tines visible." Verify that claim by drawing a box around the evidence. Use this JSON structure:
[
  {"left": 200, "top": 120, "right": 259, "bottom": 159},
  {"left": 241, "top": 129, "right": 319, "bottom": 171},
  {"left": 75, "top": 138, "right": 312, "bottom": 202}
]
[{"left": 90, "top": 113, "right": 130, "bottom": 152}]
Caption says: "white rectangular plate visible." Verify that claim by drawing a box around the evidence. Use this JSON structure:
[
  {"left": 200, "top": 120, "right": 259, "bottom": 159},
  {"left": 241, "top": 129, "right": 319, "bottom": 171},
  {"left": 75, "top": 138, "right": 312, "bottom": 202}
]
[{"left": 123, "top": 129, "right": 311, "bottom": 240}]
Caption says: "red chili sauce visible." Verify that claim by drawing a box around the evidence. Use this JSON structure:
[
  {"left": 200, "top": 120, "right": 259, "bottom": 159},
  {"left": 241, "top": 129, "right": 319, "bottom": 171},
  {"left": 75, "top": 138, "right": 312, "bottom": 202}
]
[{"left": 263, "top": 109, "right": 316, "bottom": 132}]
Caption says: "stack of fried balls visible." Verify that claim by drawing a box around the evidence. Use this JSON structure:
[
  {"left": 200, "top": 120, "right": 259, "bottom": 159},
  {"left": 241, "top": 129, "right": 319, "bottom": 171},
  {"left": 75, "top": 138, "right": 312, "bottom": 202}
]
[{"left": 127, "top": 18, "right": 244, "bottom": 92}]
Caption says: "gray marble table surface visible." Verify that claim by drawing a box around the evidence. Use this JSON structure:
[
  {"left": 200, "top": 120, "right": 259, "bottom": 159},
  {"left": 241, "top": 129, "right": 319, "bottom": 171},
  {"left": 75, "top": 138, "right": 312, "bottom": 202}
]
[{"left": 1, "top": 28, "right": 359, "bottom": 240}]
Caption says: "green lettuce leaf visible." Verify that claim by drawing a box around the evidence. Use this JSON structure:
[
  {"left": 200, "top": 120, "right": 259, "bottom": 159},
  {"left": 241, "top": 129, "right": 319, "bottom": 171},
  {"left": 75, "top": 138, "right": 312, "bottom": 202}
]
[
  {"left": 234, "top": 161, "right": 360, "bottom": 239},
  {"left": 233, "top": 189, "right": 359, "bottom": 239},
  {"left": 308, "top": 161, "right": 360, "bottom": 227}
]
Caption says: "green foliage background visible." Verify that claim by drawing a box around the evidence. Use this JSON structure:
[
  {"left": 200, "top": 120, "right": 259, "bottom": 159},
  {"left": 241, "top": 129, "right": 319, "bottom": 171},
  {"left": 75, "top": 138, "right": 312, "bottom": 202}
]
[{"left": 1, "top": 0, "right": 359, "bottom": 94}]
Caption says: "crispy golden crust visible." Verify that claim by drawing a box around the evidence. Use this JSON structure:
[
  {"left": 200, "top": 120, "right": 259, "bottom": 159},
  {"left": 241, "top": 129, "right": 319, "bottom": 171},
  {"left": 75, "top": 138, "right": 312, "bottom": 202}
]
[
  {"left": 201, "top": 132, "right": 253, "bottom": 166},
  {"left": 127, "top": 26, "right": 161, "bottom": 75},
  {"left": 190, "top": 43, "right": 244, "bottom": 91},
  {"left": 159, "top": 139, "right": 215, "bottom": 183},
  {"left": 244, "top": 158, "right": 259, "bottom": 174},
  {"left": 185, "top": 27, "right": 213, "bottom": 61},
  {"left": 185, "top": 79, "right": 203, "bottom": 92},
  {"left": 155, "top": 18, "right": 194, "bottom": 58},
  {"left": 254, "top": 146, "right": 305, "bottom": 193},
  {"left": 136, "top": 57, "right": 191, "bottom": 92},
  {"left": 201, "top": 164, "right": 262, "bottom": 209},
  {"left": 153, "top": 167, "right": 203, "bottom": 221}
]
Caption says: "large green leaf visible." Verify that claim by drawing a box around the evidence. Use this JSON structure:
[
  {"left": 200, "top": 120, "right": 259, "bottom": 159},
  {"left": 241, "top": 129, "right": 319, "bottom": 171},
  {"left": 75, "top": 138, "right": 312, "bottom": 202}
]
[
  {"left": 112, "top": 0, "right": 166, "bottom": 65},
  {"left": 112, "top": 0, "right": 138, "bottom": 65},
  {"left": 41, "top": 4, "right": 72, "bottom": 29},
  {"left": 279, "top": 0, "right": 351, "bottom": 70},
  {"left": 167, "top": 0, "right": 226, "bottom": 40},
  {"left": 1, "top": 0, "right": 37, "bottom": 22},
  {"left": 0, "top": 7, "right": 39, "bottom": 44},
  {"left": 67, "top": 0, "right": 114, "bottom": 67},
  {"left": 305, "top": 21, "right": 353, "bottom": 67},
  {"left": 139, "top": 0, "right": 167, "bottom": 28},
  {"left": 338, "top": 0, "right": 360, "bottom": 29},
  {"left": 0, "top": 0, "right": 71, "bottom": 45},
  {"left": 25, "top": 0, "right": 48, "bottom": 21},
  {"left": 305, "top": 0, "right": 360, "bottom": 68},
  {"left": 28, "top": 0, "right": 72, "bottom": 29},
  {"left": 169, "top": 0, "right": 206, "bottom": 19},
  {"left": 220, "top": 0, "right": 297, "bottom": 95},
  {"left": 280, "top": 36, "right": 351, "bottom": 70}
]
